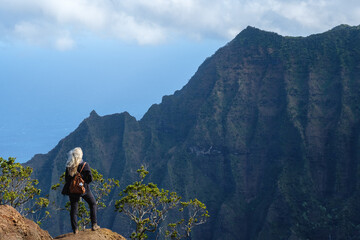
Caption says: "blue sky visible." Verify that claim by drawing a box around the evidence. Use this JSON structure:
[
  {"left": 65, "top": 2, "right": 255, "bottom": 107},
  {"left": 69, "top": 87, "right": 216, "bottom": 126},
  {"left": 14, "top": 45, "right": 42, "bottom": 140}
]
[{"left": 1, "top": 0, "right": 360, "bottom": 162}]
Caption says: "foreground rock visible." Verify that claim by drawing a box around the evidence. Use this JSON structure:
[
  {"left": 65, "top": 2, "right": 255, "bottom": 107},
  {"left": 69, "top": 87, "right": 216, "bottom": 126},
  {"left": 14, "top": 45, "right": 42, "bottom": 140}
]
[
  {"left": 0, "top": 204, "right": 52, "bottom": 240},
  {"left": 54, "top": 228, "right": 126, "bottom": 240},
  {"left": 0, "top": 204, "right": 126, "bottom": 240}
]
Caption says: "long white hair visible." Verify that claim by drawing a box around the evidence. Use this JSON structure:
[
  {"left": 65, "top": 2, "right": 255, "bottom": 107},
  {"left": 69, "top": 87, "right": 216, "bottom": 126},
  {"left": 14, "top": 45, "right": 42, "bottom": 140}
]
[{"left": 66, "top": 147, "right": 83, "bottom": 177}]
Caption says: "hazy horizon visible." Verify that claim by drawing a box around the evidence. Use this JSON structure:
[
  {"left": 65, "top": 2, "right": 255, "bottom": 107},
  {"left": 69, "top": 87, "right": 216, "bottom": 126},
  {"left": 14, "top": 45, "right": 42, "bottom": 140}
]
[{"left": 1, "top": 38, "right": 224, "bottom": 162}]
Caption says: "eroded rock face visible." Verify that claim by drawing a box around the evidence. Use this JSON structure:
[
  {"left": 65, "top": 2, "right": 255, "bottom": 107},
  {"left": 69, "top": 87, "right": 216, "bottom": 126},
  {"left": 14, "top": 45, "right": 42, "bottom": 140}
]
[
  {"left": 0, "top": 204, "right": 52, "bottom": 240},
  {"left": 27, "top": 25, "right": 360, "bottom": 239}
]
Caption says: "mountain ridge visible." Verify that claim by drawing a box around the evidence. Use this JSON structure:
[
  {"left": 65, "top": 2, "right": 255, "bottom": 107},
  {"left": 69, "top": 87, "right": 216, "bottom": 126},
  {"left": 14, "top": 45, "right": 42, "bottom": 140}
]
[{"left": 26, "top": 24, "right": 360, "bottom": 239}]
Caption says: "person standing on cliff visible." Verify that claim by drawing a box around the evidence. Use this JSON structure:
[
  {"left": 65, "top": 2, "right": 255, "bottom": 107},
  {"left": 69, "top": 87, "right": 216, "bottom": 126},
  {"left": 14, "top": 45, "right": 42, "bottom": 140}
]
[{"left": 61, "top": 147, "right": 100, "bottom": 234}]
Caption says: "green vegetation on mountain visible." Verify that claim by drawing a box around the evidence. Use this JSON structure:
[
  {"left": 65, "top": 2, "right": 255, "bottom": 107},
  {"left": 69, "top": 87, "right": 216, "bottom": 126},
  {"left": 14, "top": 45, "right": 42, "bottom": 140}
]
[
  {"left": 26, "top": 24, "right": 360, "bottom": 239},
  {"left": 0, "top": 157, "right": 49, "bottom": 224},
  {"left": 115, "top": 166, "right": 209, "bottom": 240},
  {"left": 0, "top": 157, "right": 40, "bottom": 207}
]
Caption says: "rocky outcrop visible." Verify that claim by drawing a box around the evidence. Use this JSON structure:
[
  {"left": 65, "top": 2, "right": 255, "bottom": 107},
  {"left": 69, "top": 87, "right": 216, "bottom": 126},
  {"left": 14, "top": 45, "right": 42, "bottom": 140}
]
[
  {"left": 54, "top": 228, "right": 126, "bottom": 240},
  {"left": 0, "top": 204, "right": 52, "bottom": 240},
  {"left": 0, "top": 204, "right": 126, "bottom": 240}
]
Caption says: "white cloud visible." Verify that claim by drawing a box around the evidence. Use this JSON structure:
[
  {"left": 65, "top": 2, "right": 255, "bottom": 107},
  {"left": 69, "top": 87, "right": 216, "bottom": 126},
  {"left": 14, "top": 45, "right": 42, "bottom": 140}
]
[
  {"left": 55, "top": 33, "right": 75, "bottom": 51},
  {"left": 14, "top": 22, "right": 41, "bottom": 43},
  {"left": 110, "top": 13, "right": 167, "bottom": 44},
  {"left": 0, "top": 0, "right": 359, "bottom": 49},
  {"left": 39, "top": 0, "right": 106, "bottom": 29}
]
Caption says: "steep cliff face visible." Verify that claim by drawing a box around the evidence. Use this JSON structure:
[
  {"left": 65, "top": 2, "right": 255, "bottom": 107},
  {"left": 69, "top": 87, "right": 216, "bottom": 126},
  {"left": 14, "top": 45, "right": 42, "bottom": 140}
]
[
  {"left": 27, "top": 25, "right": 360, "bottom": 239},
  {"left": 26, "top": 111, "right": 144, "bottom": 236}
]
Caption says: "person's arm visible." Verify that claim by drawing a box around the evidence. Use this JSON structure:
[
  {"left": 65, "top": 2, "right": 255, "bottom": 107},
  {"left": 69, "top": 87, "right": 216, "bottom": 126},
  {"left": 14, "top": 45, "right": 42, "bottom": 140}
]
[
  {"left": 65, "top": 168, "right": 71, "bottom": 183},
  {"left": 82, "top": 163, "right": 93, "bottom": 183}
]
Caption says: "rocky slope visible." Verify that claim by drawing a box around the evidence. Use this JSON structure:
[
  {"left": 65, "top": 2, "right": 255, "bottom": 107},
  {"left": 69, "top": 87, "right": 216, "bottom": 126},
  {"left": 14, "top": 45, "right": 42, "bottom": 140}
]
[
  {"left": 0, "top": 205, "right": 52, "bottom": 240},
  {"left": 0, "top": 204, "right": 52, "bottom": 240},
  {"left": 0, "top": 204, "right": 126, "bottom": 240},
  {"left": 26, "top": 24, "right": 360, "bottom": 239},
  {"left": 54, "top": 228, "right": 126, "bottom": 240}
]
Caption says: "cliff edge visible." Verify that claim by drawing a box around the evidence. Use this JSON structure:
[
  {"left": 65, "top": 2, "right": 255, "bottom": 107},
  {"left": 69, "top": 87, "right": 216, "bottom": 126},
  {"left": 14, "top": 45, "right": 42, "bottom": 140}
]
[
  {"left": 0, "top": 204, "right": 126, "bottom": 240},
  {"left": 54, "top": 228, "right": 126, "bottom": 240},
  {"left": 0, "top": 204, "right": 52, "bottom": 240}
]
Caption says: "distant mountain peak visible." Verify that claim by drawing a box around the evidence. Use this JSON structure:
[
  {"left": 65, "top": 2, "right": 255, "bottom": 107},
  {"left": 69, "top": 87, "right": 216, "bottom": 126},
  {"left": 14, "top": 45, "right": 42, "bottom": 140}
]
[
  {"left": 239, "top": 25, "right": 279, "bottom": 36},
  {"left": 89, "top": 110, "right": 99, "bottom": 118},
  {"left": 229, "top": 25, "right": 282, "bottom": 48},
  {"left": 331, "top": 24, "right": 352, "bottom": 31},
  {"left": 243, "top": 25, "right": 261, "bottom": 32}
]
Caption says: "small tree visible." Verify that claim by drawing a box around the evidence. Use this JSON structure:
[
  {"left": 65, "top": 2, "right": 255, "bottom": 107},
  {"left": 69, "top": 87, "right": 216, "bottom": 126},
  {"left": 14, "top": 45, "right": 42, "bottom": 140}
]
[
  {"left": 23, "top": 197, "right": 51, "bottom": 225},
  {"left": 115, "top": 166, "right": 209, "bottom": 240},
  {"left": 51, "top": 167, "right": 119, "bottom": 230},
  {"left": 165, "top": 199, "right": 210, "bottom": 239},
  {"left": 0, "top": 157, "right": 50, "bottom": 224},
  {"left": 0, "top": 157, "right": 40, "bottom": 207},
  {"left": 90, "top": 168, "right": 119, "bottom": 209}
]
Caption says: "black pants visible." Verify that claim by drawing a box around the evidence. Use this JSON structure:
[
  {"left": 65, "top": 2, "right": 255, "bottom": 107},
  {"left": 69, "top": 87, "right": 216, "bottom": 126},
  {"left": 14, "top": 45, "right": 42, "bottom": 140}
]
[{"left": 69, "top": 190, "right": 97, "bottom": 231}]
